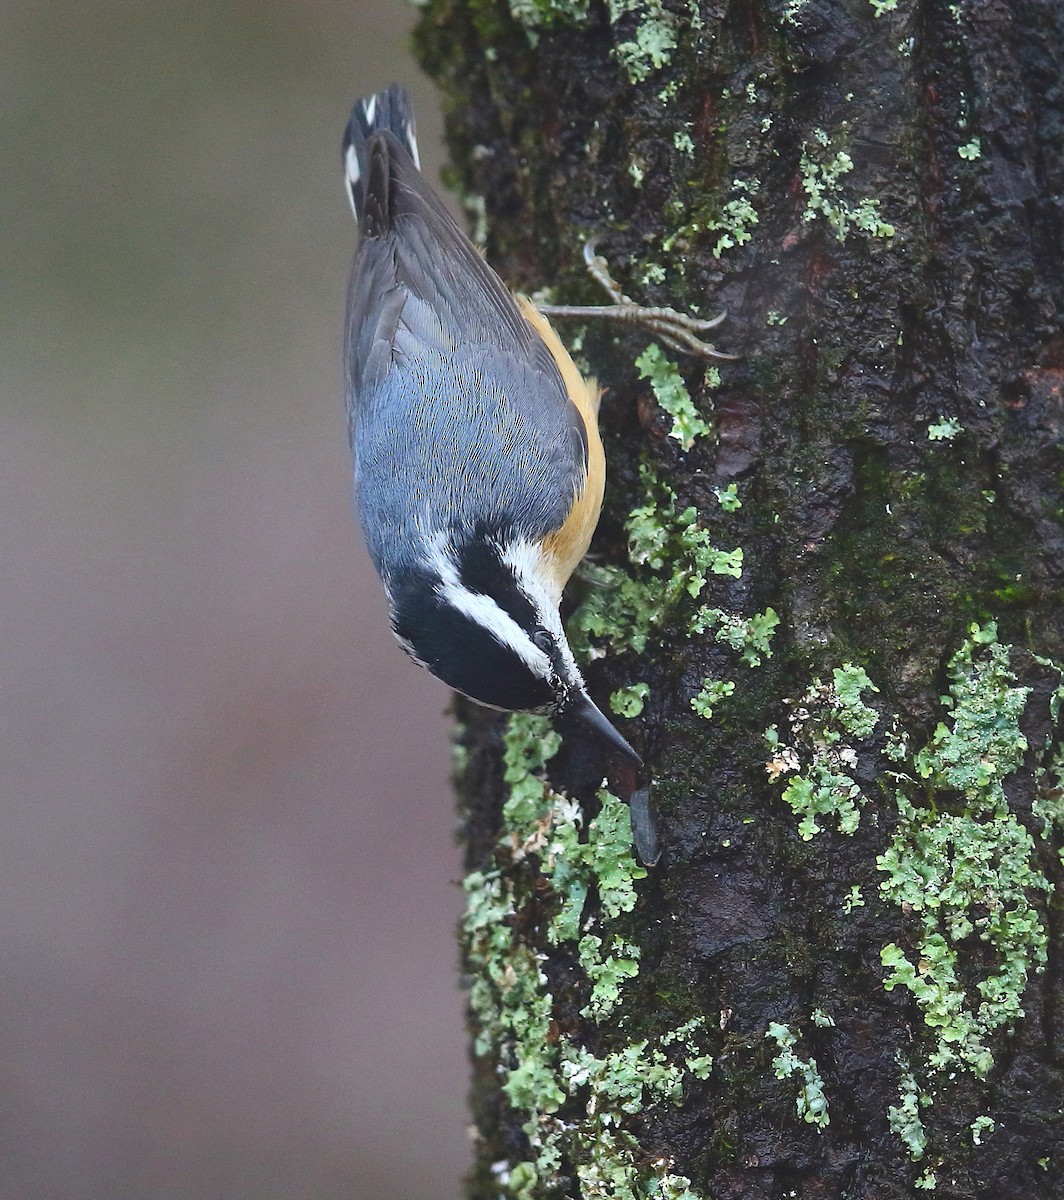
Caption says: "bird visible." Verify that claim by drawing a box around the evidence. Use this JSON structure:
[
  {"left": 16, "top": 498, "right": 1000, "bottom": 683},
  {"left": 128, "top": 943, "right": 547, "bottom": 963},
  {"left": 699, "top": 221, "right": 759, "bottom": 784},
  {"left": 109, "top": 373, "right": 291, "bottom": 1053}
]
[{"left": 341, "top": 84, "right": 646, "bottom": 768}]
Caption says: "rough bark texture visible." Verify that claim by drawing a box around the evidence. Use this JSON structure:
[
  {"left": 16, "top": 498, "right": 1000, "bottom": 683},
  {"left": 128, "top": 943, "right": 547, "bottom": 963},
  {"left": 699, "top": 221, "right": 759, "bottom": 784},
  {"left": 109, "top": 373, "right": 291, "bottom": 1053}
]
[{"left": 413, "top": 1, "right": 1064, "bottom": 1197}]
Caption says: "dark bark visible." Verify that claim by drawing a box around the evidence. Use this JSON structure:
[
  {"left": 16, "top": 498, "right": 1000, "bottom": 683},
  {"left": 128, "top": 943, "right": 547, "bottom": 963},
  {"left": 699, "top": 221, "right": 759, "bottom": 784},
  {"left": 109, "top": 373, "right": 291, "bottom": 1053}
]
[{"left": 414, "top": 1, "right": 1064, "bottom": 1197}]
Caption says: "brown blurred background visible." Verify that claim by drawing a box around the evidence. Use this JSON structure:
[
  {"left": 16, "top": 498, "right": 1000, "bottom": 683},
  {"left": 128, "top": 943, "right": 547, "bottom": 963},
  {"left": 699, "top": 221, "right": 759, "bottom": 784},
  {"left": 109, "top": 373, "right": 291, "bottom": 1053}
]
[{"left": 1, "top": 2, "right": 467, "bottom": 1197}]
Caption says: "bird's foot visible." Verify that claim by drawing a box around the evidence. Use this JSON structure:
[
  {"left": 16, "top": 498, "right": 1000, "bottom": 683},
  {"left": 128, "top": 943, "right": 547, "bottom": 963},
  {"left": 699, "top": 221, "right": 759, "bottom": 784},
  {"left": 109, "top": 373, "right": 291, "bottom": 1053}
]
[{"left": 536, "top": 237, "right": 737, "bottom": 361}]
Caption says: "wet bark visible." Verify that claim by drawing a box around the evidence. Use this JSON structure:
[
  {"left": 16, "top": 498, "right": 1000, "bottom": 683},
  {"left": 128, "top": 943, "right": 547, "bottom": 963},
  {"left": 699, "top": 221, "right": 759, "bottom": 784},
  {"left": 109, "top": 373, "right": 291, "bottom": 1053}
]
[{"left": 414, "top": 1, "right": 1064, "bottom": 1196}]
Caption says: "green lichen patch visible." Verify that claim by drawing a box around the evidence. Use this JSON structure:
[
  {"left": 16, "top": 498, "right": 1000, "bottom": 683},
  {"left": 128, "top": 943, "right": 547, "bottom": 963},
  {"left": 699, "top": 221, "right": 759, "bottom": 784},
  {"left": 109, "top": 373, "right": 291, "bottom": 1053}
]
[
  {"left": 635, "top": 343, "right": 714, "bottom": 450},
  {"left": 506, "top": 0, "right": 591, "bottom": 31},
  {"left": 580, "top": 934, "right": 641, "bottom": 1019},
  {"left": 569, "top": 462, "right": 748, "bottom": 660},
  {"left": 927, "top": 417, "right": 963, "bottom": 441},
  {"left": 692, "top": 606, "right": 780, "bottom": 667},
  {"left": 799, "top": 128, "right": 896, "bottom": 242},
  {"left": 691, "top": 678, "right": 735, "bottom": 720},
  {"left": 879, "top": 803, "right": 1050, "bottom": 1076},
  {"left": 1033, "top": 742, "right": 1064, "bottom": 849},
  {"left": 910, "top": 622, "right": 1030, "bottom": 812},
  {"left": 610, "top": 682, "right": 651, "bottom": 718},
  {"left": 887, "top": 1061, "right": 929, "bottom": 1160},
  {"left": 765, "top": 664, "right": 880, "bottom": 839},
  {"left": 503, "top": 0, "right": 700, "bottom": 86},
  {"left": 673, "top": 130, "right": 695, "bottom": 156},
  {"left": 878, "top": 624, "right": 1051, "bottom": 1079},
  {"left": 781, "top": 0, "right": 811, "bottom": 23},
  {"left": 957, "top": 138, "right": 982, "bottom": 161},
  {"left": 765, "top": 1021, "right": 830, "bottom": 1130},
  {"left": 662, "top": 178, "right": 763, "bottom": 263},
  {"left": 465, "top": 713, "right": 713, "bottom": 1199},
  {"left": 714, "top": 483, "right": 741, "bottom": 512},
  {"left": 868, "top": 630, "right": 1063, "bottom": 1175},
  {"left": 702, "top": 178, "right": 761, "bottom": 260},
  {"left": 970, "top": 1114, "right": 995, "bottom": 1145},
  {"left": 608, "top": 0, "right": 684, "bottom": 83}
]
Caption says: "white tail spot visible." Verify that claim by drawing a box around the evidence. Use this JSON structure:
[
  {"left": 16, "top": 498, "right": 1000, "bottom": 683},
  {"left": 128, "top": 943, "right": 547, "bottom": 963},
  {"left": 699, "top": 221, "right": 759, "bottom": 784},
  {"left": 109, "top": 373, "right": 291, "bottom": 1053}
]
[{"left": 344, "top": 143, "right": 360, "bottom": 218}]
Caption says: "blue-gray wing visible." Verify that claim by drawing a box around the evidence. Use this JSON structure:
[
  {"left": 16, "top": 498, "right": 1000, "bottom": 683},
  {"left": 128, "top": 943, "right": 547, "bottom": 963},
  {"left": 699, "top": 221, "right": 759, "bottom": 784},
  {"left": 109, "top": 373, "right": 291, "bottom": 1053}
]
[
  {"left": 343, "top": 130, "right": 588, "bottom": 578},
  {"left": 353, "top": 346, "right": 587, "bottom": 583},
  {"left": 345, "top": 126, "right": 561, "bottom": 388}
]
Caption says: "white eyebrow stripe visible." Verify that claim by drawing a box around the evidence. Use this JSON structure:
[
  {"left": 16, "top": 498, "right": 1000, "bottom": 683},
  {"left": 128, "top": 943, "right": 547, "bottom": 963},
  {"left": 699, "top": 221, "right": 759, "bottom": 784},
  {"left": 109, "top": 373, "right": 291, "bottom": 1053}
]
[
  {"left": 502, "top": 540, "right": 584, "bottom": 689},
  {"left": 426, "top": 538, "right": 552, "bottom": 680}
]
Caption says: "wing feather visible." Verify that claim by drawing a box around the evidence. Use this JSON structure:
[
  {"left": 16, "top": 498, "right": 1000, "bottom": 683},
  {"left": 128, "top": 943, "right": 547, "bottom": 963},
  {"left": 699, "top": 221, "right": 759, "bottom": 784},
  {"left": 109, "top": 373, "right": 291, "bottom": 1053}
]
[{"left": 344, "top": 132, "right": 593, "bottom": 563}]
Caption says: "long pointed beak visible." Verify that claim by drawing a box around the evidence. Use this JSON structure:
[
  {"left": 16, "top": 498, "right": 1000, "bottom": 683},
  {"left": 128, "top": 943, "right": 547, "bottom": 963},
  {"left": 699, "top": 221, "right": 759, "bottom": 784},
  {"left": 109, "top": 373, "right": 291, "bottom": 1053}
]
[{"left": 566, "top": 692, "right": 643, "bottom": 769}]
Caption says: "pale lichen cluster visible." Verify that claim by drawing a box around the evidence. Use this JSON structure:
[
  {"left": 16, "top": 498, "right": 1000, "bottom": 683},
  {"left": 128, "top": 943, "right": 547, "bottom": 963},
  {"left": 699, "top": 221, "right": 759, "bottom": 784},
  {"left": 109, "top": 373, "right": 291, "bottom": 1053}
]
[
  {"left": 764, "top": 664, "right": 880, "bottom": 840},
  {"left": 927, "top": 417, "right": 963, "bottom": 441},
  {"left": 887, "top": 1060, "right": 929, "bottom": 1161},
  {"left": 504, "top": 0, "right": 703, "bottom": 83},
  {"left": 765, "top": 1021, "right": 831, "bottom": 1131},
  {"left": 572, "top": 464, "right": 749, "bottom": 655},
  {"left": 879, "top": 625, "right": 1053, "bottom": 1083},
  {"left": 767, "top": 625, "right": 1062, "bottom": 1181},
  {"left": 634, "top": 343, "right": 718, "bottom": 450},
  {"left": 691, "top": 678, "right": 735, "bottom": 721},
  {"left": 568, "top": 438, "right": 778, "bottom": 725},
  {"left": 463, "top": 715, "right": 712, "bottom": 1198},
  {"left": 799, "top": 128, "right": 896, "bottom": 242},
  {"left": 661, "top": 178, "right": 762, "bottom": 262}
]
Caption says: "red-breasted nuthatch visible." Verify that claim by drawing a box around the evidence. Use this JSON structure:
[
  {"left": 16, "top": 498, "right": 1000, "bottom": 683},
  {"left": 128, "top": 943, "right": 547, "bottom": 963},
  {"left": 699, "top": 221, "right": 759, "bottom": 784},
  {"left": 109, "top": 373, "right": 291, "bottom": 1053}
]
[
  {"left": 342, "top": 84, "right": 643, "bottom": 767},
  {"left": 342, "top": 86, "right": 731, "bottom": 782}
]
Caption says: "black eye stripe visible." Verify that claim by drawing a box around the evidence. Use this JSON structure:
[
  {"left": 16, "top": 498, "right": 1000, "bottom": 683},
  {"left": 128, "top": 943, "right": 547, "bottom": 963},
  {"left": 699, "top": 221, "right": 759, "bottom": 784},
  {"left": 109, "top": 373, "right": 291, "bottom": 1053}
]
[
  {"left": 392, "top": 586, "right": 554, "bottom": 711},
  {"left": 454, "top": 540, "right": 500, "bottom": 594},
  {"left": 456, "top": 539, "right": 539, "bottom": 628}
]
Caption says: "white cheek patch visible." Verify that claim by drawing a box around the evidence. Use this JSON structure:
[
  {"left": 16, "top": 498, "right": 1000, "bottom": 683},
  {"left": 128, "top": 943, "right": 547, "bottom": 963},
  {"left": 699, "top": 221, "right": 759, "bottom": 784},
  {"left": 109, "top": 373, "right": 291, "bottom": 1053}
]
[
  {"left": 426, "top": 539, "right": 553, "bottom": 681},
  {"left": 502, "top": 541, "right": 585, "bottom": 690},
  {"left": 502, "top": 539, "right": 563, "bottom": 606}
]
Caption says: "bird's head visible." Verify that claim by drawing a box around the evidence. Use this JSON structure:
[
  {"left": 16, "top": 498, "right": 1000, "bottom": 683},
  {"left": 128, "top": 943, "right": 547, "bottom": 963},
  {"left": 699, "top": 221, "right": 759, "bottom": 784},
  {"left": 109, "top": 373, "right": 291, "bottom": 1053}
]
[{"left": 387, "top": 535, "right": 641, "bottom": 768}]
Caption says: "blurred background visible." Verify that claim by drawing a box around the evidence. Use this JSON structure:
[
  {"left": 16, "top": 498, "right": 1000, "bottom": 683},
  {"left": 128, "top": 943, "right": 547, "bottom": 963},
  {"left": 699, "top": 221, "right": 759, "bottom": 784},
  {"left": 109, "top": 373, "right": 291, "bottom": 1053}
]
[{"left": 1, "top": 2, "right": 467, "bottom": 1197}]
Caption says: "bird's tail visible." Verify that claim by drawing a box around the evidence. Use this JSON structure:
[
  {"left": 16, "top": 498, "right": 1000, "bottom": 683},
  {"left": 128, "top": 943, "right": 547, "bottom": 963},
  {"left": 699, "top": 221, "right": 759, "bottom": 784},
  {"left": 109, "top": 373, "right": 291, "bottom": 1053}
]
[{"left": 342, "top": 85, "right": 420, "bottom": 225}]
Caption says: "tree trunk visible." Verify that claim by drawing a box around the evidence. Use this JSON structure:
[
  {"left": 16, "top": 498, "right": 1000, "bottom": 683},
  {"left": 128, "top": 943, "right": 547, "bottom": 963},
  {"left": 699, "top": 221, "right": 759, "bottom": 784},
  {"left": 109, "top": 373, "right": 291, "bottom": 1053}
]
[{"left": 413, "top": 1, "right": 1064, "bottom": 1196}]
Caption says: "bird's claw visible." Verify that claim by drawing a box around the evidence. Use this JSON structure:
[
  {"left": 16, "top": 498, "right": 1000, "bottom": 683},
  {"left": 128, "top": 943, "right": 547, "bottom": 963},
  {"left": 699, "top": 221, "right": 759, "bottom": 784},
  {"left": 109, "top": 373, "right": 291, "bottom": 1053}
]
[{"left": 536, "top": 236, "right": 737, "bottom": 362}]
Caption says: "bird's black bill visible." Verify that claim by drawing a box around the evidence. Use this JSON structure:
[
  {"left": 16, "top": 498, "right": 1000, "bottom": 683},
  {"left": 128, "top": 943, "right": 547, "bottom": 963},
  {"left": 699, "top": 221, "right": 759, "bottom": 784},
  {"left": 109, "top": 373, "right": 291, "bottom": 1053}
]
[{"left": 567, "top": 693, "right": 643, "bottom": 769}]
